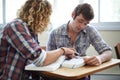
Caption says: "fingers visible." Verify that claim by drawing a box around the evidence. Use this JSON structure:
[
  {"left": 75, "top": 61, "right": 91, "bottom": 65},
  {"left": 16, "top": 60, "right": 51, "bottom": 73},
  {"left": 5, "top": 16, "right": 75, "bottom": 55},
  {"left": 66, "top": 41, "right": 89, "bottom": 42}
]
[
  {"left": 64, "top": 49, "right": 77, "bottom": 59},
  {"left": 84, "top": 56, "right": 102, "bottom": 66},
  {"left": 63, "top": 47, "right": 79, "bottom": 59},
  {"left": 69, "top": 48, "right": 76, "bottom": 51},
  {"left": 66, "top": 52, "right": 75, "bottom": 58}
]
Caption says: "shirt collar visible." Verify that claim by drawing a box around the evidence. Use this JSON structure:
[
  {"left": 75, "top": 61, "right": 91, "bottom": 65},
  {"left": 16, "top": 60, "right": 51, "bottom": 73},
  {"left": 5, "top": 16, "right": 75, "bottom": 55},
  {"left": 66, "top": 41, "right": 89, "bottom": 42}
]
[
  {"left": 61, "top": 23, "right": 68, "bottom": 36},
  {"left": 61, "top": 21, "right": 87, "bottom": 35}
]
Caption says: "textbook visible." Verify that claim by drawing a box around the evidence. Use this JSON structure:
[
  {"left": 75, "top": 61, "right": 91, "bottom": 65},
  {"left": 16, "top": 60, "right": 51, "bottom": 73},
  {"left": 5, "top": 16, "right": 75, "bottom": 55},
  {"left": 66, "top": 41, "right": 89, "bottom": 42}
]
[
  {"left": 25, "top": 56, "right": 65, "bottom": 71},
  {"left": 25, "top": 56, "right": 85, "bottom": 71},
  {"left": 62, "top": 56, "right": 85, "bottom": 68}
]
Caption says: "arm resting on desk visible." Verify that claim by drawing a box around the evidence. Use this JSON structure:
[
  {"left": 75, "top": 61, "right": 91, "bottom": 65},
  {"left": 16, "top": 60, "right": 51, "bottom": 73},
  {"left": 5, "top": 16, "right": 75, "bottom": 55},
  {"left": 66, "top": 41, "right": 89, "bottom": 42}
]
[{"left": 84, "top": 50, "right": 112, "bottom": 66}]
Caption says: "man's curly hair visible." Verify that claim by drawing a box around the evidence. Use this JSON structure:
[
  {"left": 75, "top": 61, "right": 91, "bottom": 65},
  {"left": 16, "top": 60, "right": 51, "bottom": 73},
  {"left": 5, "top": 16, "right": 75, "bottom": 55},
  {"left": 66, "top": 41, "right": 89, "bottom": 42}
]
[{"left": 17, "top": 0, "right": 52, "bottom": 33}]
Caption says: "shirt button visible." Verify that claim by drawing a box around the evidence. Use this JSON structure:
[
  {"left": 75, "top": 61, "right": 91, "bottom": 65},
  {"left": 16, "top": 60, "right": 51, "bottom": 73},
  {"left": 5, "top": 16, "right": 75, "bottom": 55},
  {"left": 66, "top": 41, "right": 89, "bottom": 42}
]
[{"left": 34, "top": 54, "right": 37, "bottom": 57}]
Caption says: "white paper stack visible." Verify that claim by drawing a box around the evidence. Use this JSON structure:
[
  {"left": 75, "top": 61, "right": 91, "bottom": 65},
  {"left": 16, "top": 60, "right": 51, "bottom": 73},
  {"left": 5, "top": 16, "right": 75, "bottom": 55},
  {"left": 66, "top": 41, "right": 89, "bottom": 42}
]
[
  {"left": 61, "top": 56, "right": 85, "bottom": 68},
  {"left": 25, "top": 56, "right": 85, "bottom": 71},
  {"left": 25, "top": 56, "right": 66, "bottom": 71}
]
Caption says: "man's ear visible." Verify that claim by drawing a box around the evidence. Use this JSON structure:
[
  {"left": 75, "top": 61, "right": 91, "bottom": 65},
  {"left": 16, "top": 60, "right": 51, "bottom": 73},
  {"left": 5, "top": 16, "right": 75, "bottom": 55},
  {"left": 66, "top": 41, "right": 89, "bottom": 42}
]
[{"left": 72, "top": 11, "right": 75, "bottom": 19}]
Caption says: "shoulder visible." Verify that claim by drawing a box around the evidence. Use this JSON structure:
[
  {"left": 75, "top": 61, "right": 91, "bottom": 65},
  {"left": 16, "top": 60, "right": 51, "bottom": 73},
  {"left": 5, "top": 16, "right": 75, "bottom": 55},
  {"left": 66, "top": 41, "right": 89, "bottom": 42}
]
[
  {"left": 4, "top": 18, "right": 29, "bottom": 34},
  {"left": 5, "top": 19, "right": 25, "bottom": 29},
  {"left": 83, "top": 25, "right": 99, "bottom": 35},
  {"left": 85, "top": 25, "right": 98, "bottom": 32},
  {"left": 50, "top": 24, "right": 67, "bottom": 35}
]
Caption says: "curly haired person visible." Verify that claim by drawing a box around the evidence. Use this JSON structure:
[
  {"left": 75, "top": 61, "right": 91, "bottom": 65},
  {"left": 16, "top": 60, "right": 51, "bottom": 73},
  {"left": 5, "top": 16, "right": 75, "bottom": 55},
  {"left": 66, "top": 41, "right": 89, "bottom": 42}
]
[{"left": 0, "top": 0, "right": 76, "bottom": 80}]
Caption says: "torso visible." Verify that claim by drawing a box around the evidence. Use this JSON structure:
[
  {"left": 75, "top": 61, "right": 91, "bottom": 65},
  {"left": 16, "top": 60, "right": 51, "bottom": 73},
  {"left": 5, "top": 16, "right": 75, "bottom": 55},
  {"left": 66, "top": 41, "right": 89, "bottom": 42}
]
[
  {"left": 68, "top": 32, "right": 78, "bottom": 46},
  {"left": 68, "top": 22, "right": 79, "bottom": 46}
]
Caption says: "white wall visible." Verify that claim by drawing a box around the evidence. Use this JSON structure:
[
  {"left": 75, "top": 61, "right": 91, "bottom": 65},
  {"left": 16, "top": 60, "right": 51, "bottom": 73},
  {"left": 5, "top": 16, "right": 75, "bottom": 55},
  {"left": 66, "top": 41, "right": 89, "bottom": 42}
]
[
  {"left": 38, "top": 30, "right": 120, "bottom": 74},
  {"left": 87, "top": 30, "right": 120, "bottom": 74}
]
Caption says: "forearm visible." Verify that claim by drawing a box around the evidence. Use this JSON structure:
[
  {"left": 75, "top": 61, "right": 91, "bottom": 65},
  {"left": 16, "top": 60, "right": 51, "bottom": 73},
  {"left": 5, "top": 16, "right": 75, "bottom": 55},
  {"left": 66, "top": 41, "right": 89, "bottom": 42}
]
[
  {"left": 99, "top": 50, "right": 112, "bottom": 63},
  {"left": 83, "top": 50, "right": 113, "bottom": 66},
  {"left": 42, "top": 48, "right": 64, "bottom": 66}
]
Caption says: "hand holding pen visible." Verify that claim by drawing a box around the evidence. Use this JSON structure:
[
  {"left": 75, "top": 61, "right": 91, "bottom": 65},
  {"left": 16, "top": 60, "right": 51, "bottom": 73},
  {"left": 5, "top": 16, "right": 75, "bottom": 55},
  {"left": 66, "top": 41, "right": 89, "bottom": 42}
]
[{"left": 66, "top": 51, "right": 80, "bottom": 60}]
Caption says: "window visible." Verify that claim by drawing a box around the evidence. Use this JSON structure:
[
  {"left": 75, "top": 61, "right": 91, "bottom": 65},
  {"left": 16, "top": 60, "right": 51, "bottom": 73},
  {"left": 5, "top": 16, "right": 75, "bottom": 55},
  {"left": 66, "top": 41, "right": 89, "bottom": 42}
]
[
  {"left": 1, "top": 0, "right": 120, "bottom": 30},
  {"left": 0, "top": 0, "right": 3, "bottom": 24},
  {"left": 6, "top": 0, "right": 25, "bottom": 23},
  {"left": 83, "top": 0, "right": 120, "bottom": 30},
  {"left": 51, "top": 0, "right": 120, "bottom": 30},
  {"left": 50, "top": 0, "right": 80, "bottom": 29},
  {"left": 100, "top": 0, "right": 120, "bottom": 22}
]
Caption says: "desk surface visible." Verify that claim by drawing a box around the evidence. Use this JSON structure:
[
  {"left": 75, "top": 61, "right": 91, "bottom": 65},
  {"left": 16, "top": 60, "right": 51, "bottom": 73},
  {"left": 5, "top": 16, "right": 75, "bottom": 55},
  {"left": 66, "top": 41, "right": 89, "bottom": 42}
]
[{"left": 40, "top": 59, "right": 120, "bottom": 80}]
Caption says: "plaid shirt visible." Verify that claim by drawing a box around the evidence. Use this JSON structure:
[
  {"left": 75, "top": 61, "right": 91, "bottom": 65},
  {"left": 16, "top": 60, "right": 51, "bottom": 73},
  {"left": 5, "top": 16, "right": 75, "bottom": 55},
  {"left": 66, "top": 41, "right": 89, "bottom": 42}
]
[
  {"left": 47, "top": 22, "right": 112, "bottom": 80},
  {"left": 47, "top": 22, "right": 112, "bottom": 56},
  {"left": 0, "top": 19, "right": 46, "bottom": 80}
]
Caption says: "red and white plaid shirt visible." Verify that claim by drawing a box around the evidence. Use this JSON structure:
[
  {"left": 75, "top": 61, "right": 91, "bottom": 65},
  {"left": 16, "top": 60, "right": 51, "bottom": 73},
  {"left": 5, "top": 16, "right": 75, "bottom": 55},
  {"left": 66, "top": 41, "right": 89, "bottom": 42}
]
[{"left": 0, "top": 18, "right": 46, "bottom": 80}]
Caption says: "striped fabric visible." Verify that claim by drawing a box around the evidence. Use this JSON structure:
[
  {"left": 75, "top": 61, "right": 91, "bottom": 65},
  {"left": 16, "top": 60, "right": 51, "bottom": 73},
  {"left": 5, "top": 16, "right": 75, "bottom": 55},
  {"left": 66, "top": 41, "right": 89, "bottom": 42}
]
[
  {"left": 46, "top": 21, "right": 112, "bottom": 80},
  {"left": 0, "top": 18, "right": 46, "bottom": 80},
  {"left": 47, "top": 22, "right": 112, "bottom": 56}
]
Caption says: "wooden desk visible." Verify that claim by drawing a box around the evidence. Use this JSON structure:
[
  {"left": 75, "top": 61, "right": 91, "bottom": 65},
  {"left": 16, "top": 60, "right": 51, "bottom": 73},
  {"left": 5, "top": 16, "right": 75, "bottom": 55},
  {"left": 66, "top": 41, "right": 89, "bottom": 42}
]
[{"left": 39, "top": 59, "right": 120, "bottom": 80}]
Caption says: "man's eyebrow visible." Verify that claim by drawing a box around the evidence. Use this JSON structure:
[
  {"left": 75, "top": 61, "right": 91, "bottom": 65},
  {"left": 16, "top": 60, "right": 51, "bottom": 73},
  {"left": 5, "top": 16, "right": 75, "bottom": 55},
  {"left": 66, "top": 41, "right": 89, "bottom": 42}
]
[
  {"left": 87, "top": 22, "right": 90, "bottom": 24},
  {"left": 79, "top": 19, "right": 84, "bottom": 22},
  {"left": 79, "top": 19, "right": 90, "bottom": 24}
]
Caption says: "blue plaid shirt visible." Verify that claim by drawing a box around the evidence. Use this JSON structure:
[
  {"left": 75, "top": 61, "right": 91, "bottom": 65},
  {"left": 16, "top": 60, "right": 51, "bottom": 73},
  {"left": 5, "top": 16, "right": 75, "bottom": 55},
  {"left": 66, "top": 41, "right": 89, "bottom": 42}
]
[
  {"left": 47, "top": 22, "right": 112, "bottom": 80},
  {"left": 47, "top": 22, "right": 112, "bottom": 56},
  {"left": 0, "top": 19, "right": 46, "bottom": 80}
]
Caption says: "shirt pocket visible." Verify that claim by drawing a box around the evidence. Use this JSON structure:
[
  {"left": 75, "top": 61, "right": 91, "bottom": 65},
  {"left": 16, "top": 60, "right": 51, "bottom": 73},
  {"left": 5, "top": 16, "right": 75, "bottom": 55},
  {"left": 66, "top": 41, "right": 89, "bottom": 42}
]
[{"left": 76, "top": 42, "right": 90, "bottom": 56}]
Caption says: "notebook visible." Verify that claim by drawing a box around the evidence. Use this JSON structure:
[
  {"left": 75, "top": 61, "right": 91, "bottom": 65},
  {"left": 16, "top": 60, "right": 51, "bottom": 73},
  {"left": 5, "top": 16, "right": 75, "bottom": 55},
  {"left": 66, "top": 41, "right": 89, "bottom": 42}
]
[
  {"left": 25, "top": 56, "right": 66, "bottom": 71},
  {"left": 25, "top": 56, "right": 85, "bottom": 71},
  {"left": 61, "top": 56, "right": 85, "bottom": 68}
]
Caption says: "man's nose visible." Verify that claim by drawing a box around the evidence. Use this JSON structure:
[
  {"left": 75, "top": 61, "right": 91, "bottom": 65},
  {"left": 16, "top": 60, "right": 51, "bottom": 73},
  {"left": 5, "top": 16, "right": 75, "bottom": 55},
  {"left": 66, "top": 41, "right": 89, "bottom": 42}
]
[{"left": 79, "top": 23, "right": 86, "bottom": 29}]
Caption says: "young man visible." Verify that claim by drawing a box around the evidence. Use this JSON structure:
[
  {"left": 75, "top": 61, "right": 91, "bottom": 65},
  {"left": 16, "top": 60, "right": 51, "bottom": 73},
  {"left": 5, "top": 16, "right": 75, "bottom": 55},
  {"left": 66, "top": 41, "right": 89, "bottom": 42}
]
[
  {"left": 0, "top": 0, "right": 76, "bottom": 80},
  {"left": 47, "top": 3, "right": 112, "bottom": 80}
]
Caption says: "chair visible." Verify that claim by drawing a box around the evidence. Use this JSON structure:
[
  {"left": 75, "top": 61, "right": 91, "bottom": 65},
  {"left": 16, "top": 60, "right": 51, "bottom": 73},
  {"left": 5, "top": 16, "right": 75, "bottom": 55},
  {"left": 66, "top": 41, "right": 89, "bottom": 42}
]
[
  {"left": 115, "top": 43, "right": 120, "bottom": 67},
  {"left": 115, "top": 43, "right": 120, "bottom": 59}
]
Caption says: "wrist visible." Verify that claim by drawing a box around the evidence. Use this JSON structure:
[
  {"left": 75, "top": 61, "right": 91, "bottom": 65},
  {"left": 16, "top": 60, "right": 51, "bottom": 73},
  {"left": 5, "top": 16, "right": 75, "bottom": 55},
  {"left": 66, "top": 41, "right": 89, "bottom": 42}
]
[
  {"left": 60, "top": 47, "right": 65, "bottom": 55},
  {"left": 96, "top": 56, "right": 102, "bottom": 65}
]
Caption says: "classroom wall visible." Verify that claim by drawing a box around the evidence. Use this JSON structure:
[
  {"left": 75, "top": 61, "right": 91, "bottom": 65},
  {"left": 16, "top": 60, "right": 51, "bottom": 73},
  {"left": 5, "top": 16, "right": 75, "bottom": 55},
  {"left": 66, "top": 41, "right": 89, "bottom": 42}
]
[
  {"left": 86, "top": 30, "right": 120, "bottom": 75},
  {"left": 38, "top": 30, "right": 120, "bottom": 74}
]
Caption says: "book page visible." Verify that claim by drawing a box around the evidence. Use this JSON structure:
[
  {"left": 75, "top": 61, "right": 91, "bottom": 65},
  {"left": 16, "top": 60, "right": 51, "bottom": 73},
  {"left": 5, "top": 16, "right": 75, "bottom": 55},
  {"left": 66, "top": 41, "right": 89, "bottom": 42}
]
[
  {"left": 62, "top": 56, "right": 85, "bottom": 68},
  {"left": 25, "top": 56, "right": 66, "bottom": 71}
]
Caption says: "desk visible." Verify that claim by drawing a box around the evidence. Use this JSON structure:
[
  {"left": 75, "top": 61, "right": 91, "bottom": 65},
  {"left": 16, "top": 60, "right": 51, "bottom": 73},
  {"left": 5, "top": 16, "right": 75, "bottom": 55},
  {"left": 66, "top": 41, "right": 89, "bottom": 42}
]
[{"left": 39, "top": 59, "right": 120, "bottom": 80}]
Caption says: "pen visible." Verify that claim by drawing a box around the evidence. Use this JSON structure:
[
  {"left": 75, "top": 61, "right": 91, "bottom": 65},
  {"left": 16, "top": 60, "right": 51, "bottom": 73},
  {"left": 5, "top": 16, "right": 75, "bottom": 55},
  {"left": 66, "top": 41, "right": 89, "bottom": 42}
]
[
  {"left": 66, "top": 52, "right": 79, "bottom": 60},
  {"left": 74, "top": 52, "right": 79, "bottom": 56}
]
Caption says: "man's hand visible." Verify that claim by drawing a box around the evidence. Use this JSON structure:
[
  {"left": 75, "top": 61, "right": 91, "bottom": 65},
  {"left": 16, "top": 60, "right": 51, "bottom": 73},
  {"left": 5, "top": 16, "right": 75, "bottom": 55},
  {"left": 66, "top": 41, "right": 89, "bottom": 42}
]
[
  {"left": 83, "top": 56, "right": 102, "bottom": 66},
  {"left": 62, "top": 47, "right": 77, "bottom": 59}
]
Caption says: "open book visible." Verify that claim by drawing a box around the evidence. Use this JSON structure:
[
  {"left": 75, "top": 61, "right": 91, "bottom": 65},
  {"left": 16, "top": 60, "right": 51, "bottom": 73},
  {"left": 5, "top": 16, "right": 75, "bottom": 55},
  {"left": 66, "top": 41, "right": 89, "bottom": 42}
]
[
  {"left": 62, "top": 56, "right": 85, "bottom": 68},
  {"left": 25, "top": 56, "right": 85, "bottom": 72}
]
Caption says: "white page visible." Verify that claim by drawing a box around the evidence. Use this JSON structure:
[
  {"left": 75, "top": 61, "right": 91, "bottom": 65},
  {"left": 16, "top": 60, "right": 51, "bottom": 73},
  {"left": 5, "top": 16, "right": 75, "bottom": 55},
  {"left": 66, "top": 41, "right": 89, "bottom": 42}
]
[
  {"left": 25, "top": 56, "right": 66, "bottom": 71},
  {"left": 62, "top": 56, "right": 85, "bottom": 68}
]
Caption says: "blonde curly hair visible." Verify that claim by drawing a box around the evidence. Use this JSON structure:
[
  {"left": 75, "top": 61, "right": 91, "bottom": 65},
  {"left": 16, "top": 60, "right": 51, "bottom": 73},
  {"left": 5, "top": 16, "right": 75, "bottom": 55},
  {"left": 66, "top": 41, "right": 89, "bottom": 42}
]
[{"left": 17, "top": 0, "right": 52, "bottom": 33}]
